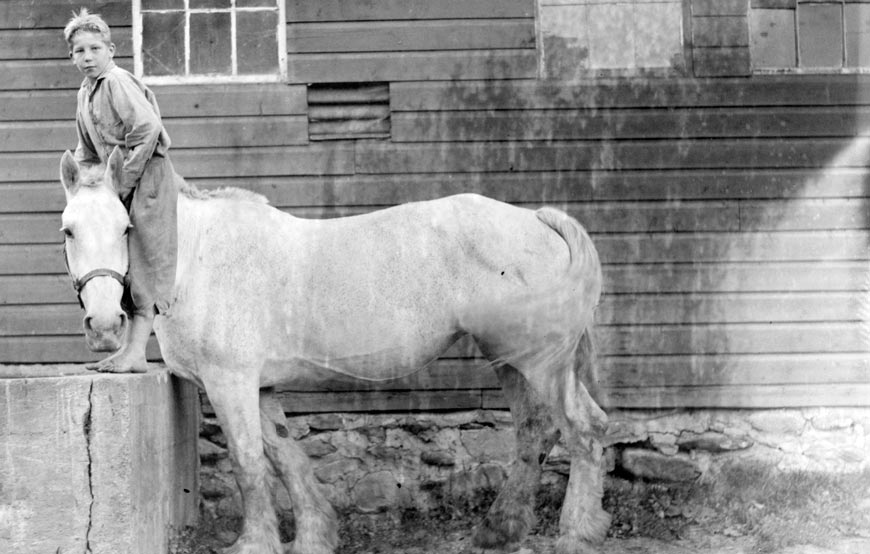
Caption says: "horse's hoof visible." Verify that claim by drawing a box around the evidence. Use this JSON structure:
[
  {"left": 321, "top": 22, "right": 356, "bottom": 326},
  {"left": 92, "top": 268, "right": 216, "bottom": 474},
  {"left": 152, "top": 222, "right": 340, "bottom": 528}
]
[
  {"left": 554, "top": 536, "right": 600, "bottom": 554},
  {"left": 284, "top": 539, "right": 334, "bottom": 554},
  {"left": 222, "top": 538, "right": 282, "bottom": 554},
  {"left": 472, "top": 506, "right": 533, "bottom": 549},
  {"left": 581, "top": 507, "right": 611, "bottom": 544}
]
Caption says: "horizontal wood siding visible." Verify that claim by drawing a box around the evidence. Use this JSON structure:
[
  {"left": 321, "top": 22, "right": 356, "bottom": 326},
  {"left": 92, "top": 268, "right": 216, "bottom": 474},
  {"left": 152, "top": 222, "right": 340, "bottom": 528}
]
[
  {"left": 2, "top": 1, "right": 869, "bottom": 411},
  {"left": 286, "top": 0, "right": 537, "bottom": 83}
]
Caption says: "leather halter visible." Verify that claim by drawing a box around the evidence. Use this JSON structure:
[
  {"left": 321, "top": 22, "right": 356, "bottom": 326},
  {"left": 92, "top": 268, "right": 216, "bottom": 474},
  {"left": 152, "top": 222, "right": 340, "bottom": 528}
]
[{"left": 63, "top": 241, "right": 129, "bottom": 310}]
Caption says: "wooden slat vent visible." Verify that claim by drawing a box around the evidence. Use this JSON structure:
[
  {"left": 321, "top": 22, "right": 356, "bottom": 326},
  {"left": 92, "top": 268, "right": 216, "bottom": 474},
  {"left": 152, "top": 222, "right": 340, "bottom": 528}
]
[{"left": 307, "top": 83, "right": 390, "bottom": 141}]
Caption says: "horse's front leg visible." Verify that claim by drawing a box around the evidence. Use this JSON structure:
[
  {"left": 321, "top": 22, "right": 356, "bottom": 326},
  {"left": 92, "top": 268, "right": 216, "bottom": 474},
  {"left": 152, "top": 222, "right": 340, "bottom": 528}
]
[
  {"left": 260, "top": 389, "right": 338, "bottom": 554},
  {"left": 206, "top": 379, "right": 281, "bottom": 554}
]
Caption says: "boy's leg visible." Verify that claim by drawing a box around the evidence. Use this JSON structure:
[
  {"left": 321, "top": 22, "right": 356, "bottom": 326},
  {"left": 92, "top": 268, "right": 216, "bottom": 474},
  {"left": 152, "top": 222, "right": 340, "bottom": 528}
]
[
  {"left": 87, "top": 155, "right": 177, "bottom": 373},
  {"left": 87, "top": 306, "right": 154, "bottom": 373}
]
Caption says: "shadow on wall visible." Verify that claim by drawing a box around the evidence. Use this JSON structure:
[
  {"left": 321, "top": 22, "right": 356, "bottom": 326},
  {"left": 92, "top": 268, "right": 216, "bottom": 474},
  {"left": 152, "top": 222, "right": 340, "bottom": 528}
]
[{"left": 422, "top": 57, "right": 870, "bottom": 411}]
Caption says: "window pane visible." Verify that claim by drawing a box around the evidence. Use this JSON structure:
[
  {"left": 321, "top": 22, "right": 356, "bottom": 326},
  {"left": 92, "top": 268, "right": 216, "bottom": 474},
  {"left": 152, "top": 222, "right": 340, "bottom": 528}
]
[
  {"left": 237, "top": 10, "right": 279, "bottom": 74},
  {"left": 751, "top": 9, "right": 797, "bottom": 69},
  {"left": 634, "top": 2, "right": 683, "bottom": 68},
  {"left": 190, "top": 0, "right": 231, "bottom": 8},
  {"left": 588, "top": 4, "right": 636, "bottom": 69},
  {"left": 798, "top": 3, "right": 843, "bottom": 68},
  {"left": 142, "top": 12, "right": 185, "bottom": 76},
  {"left": 190, "top": 12, "right": 232, "bottom": 74},
  {"left": 142, "top": 0, "right": 183, "bottom": 9},
  {"left": 845, "top": 4, "right": 870, "bottom": 68}
]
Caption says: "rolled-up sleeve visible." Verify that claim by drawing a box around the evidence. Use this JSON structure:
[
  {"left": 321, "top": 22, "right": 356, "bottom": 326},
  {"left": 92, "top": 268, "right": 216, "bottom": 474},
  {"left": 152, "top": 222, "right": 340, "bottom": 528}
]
[{"left": 104, "top": 74, "right": 163, "bottom": 192}]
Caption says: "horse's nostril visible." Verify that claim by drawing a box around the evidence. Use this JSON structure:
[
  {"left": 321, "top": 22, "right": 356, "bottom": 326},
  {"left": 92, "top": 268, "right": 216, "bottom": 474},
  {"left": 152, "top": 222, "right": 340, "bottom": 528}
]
[
  {"left": 83, "top": 315, "right": 94, "bottom": 333},
  {"left": 117, "top": 311, "right": 127, "bottom": 331}
]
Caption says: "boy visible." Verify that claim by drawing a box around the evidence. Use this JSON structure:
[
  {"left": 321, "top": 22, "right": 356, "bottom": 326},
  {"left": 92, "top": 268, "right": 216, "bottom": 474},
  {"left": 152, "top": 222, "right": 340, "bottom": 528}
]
[{"left": 64, "top": 9, "right": 178, "bottom": 373}]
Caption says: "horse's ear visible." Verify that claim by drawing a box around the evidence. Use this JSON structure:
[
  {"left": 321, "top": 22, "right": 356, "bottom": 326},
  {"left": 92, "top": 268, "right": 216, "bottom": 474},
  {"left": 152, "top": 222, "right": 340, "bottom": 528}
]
[
  {"left": 60, "top": 150, "right": 79, "bottom": 197},
  {"left": 104, "top": 146, "right": 125, "bottom": 193}
]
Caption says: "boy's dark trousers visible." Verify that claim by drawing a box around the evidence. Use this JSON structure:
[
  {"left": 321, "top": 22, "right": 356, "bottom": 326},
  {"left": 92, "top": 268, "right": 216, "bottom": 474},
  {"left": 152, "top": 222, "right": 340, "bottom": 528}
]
[{"left": 120, "top": 153, "right": 178, "bottom": 316}]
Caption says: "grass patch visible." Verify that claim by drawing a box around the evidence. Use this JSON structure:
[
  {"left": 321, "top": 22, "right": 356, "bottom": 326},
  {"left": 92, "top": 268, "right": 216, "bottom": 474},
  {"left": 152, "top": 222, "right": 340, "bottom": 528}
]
[
  {"left": 692, "top": 464, "right": 870, "bottom": 552},
  {"left": 170, "top": 464, "right": 870, "bottom": 553}
]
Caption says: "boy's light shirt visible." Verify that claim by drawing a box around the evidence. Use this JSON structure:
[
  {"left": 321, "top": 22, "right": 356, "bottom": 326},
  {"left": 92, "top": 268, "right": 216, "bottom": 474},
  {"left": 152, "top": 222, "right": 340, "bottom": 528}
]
[{"left": 75, "top": 61, "right": 171, "bottom": 195}]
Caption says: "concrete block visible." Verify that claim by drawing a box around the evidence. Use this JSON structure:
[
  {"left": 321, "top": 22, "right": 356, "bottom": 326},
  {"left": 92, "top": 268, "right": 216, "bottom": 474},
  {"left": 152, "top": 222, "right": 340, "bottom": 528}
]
[{"left": 0, "top": 367, "right": 199, "bottom": 554}]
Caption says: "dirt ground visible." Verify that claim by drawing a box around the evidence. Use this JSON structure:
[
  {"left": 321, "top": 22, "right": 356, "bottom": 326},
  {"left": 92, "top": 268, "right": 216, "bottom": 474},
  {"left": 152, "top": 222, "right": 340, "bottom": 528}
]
[{"left": 173, "top": 468, "right": 870, "bottom": 554}]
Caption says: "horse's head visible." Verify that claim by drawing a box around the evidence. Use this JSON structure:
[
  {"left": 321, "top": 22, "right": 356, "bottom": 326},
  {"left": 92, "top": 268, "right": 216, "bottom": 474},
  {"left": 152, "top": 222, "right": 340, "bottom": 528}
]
[{"left": 59, "top": 147, "right": 131, "bottom": 352}]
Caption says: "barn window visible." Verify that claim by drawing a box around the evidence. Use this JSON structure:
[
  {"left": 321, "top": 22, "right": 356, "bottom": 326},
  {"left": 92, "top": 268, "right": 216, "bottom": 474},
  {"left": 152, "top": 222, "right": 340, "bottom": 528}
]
[
  {"left": 537, "top": 0, "right": 687, "bottom": 79},
  {"left": 133, "top": 0, "right": 286, "bottom": 83},
  {"left": 750, "top": 0, "right": 870, "bottom": 71}
]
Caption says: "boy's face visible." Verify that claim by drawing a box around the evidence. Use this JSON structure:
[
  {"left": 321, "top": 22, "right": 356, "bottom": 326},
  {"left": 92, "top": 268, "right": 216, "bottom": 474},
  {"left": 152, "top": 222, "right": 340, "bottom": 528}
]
[{"left": 69, "top": 31, "right": 115, "bottom": 80}]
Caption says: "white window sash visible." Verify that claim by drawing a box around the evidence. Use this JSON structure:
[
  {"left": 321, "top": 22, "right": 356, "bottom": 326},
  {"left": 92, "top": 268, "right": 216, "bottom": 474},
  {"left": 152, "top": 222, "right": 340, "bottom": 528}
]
[{"left": 133, "top": 0, "right": 287, "bottom": 84}]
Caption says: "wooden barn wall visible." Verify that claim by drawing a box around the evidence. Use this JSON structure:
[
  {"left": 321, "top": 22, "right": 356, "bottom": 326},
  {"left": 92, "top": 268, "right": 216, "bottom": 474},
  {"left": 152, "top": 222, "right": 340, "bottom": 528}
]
[{"left": 2, "top": 1, "right": 870, "bottom": 411}]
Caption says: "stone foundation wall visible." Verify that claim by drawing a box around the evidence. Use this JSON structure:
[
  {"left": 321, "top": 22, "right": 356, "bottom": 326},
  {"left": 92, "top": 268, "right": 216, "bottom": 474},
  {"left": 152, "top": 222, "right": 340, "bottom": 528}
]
[{"left": 200, "top": 407, "right": 870, "bottom": 521}]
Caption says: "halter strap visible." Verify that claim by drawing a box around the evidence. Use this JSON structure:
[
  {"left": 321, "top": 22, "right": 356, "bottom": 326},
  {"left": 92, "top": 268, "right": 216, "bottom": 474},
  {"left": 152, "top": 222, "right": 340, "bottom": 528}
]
[
  {"left": 62, "top": 241, "right": 129, "bottom": 310},
  {"left": 74, "top": 268, "right": 129, "bottom": 293}
]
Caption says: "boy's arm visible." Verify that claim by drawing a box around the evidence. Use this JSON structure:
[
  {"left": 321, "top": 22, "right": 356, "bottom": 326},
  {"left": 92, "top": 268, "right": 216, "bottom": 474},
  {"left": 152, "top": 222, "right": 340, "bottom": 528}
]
[
  {"left": 105, "top": 75, "right": 164, "bottom": 193},
  {"left": 74, "top": 111, "right": 101, "bottom": 166}
]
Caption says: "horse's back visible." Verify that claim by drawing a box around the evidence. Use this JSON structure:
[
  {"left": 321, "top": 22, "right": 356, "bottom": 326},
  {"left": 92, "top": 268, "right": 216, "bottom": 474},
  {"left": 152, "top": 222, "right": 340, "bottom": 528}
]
[{"left": 163, "top": 193, "right": 582, "bottom": 383}]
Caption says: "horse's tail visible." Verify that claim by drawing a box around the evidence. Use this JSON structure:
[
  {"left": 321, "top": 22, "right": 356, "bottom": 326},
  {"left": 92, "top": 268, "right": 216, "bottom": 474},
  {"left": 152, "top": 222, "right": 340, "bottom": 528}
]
[
  {"left": 534, "top": 206, "right": 603, "bottom": 322},
  {"left": 462, "top": 207, "right": 603, "bottom": 383}
]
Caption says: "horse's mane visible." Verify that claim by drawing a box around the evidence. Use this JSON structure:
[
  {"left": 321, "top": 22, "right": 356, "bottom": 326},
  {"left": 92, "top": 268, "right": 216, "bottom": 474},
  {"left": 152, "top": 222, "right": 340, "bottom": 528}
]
[
  {"left": 177, "top": 179, "right": 269, "bottom": 204},
  {"left": 75, "top": 163, "right": 269, "bottom": 205}
]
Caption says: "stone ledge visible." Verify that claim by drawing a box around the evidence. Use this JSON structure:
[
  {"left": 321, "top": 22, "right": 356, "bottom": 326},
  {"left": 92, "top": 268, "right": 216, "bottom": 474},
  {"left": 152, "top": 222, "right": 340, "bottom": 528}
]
[{"left": 1, "top": 366, "right": 199, "bottom": 554}]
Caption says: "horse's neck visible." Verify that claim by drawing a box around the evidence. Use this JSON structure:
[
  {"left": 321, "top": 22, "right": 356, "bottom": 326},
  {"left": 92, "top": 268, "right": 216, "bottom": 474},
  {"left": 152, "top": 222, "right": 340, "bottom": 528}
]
[{"left": 175, "top": 194, "right": 204, "bottom": 278}]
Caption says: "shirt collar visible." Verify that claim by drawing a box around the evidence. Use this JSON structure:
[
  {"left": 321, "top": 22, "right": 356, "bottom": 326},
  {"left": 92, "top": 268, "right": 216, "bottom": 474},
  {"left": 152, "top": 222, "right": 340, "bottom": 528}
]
[{"left": 85, "top": 61, "right": 117, "bottom": 95}]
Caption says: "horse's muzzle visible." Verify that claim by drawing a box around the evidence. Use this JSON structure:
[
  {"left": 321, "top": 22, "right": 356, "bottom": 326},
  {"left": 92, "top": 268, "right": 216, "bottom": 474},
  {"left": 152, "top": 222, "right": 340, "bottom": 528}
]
[{"left": 83, "top": 311, "right": 127, "bottom": 352}]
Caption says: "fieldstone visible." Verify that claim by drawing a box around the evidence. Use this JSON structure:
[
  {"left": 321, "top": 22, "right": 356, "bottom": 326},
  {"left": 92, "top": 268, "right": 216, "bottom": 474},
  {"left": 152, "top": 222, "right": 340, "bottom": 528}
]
[
  {"left": 200, "top": 418, "right": 226, "bottom": 446},
  {"left": 447, "top": 463, "right": 507, "bottom": 495},
  {"left": 807, "top": 408, "right": 855, "bottom": 431},
  {"left": 461, "top": 428, "right": 515, "bottom": 463},
  {"left": 677, "top": 431, "right": 753, "bottom": 453},
  {"left": 748, "top": 411, "right": 806, "bottom": 435},
  {"left": 301, "top": 437, "right": 337, "bottom": 458},
  {"left": 200, "top": 471, "right": 237, "bottom": 500},
  {"left": 421, "top": 450, "right": 455, "bottom": 467},
  {"left": 650, "top": 433, "right": 679, "bottom": 456},
  {"left": 367, "top": 445, "right": 404, "bottom": 461},
  {"left": 351, "top": 470, "right": 400, "bottom": 513},
  {"left": 619, "top": 448, "right": 702, "bottom": 482},
  {"left": 308, "top": 413, "right": 345, "bottom": 431},
  {"left": 199, "top": 437, "right": 229, "bottom": 462},
  {"left": 314, "top": 457, "right": 361, "bottom": 484}
]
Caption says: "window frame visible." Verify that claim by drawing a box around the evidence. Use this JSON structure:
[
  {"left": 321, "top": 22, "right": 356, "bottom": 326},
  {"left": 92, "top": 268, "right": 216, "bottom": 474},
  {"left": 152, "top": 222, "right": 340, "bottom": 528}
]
[
  {"left": 132, "top": 0, "right": 287, "bottom": 85},
  {"left": 750, "top": 0, "right": 870, "bottom": 74},
  {"left": 535, "top": 0, "right": 693, "bottom": 80}
]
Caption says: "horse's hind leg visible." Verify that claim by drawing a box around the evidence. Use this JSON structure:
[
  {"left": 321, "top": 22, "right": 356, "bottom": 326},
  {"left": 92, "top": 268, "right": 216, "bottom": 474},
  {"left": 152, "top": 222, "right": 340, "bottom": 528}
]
[
  {"left": 473, "top": 363, "right": 560, "bottom": 550},
  {"left": 206, "top": 381, "right": 282, "bottom": 554},
  {"left": 259, "top": 389, "right": 338, "bottom": 554},
  {"left": 481, "top": 332, "right": 610, "bottom": 554},
  {"left": 550, "top": 333, "right": 611, "bottom": 554}
]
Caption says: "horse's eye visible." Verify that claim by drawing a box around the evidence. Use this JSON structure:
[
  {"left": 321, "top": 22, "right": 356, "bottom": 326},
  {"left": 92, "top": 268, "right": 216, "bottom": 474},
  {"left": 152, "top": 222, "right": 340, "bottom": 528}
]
[{"left": 60, "top": 226, "right": 73, "bottom": 239}]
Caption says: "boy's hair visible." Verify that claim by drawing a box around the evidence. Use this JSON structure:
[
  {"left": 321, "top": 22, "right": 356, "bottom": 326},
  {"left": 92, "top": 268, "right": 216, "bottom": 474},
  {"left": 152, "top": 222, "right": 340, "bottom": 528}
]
[{"left": 63, "top": 8, "right": 111, "bottom": 46}]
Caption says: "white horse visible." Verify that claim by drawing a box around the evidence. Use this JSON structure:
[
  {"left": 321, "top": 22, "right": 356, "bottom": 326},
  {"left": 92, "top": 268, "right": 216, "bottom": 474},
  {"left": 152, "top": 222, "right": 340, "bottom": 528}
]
[{"left": 59, "top": 147, "right": 609, "bottom": 554}]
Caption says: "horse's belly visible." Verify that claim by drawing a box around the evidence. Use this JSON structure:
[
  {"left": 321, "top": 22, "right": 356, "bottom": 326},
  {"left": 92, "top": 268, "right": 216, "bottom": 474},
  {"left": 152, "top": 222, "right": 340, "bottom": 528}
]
[{"left": 260, "top": 329, "right": 464, "bottom": 387}]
